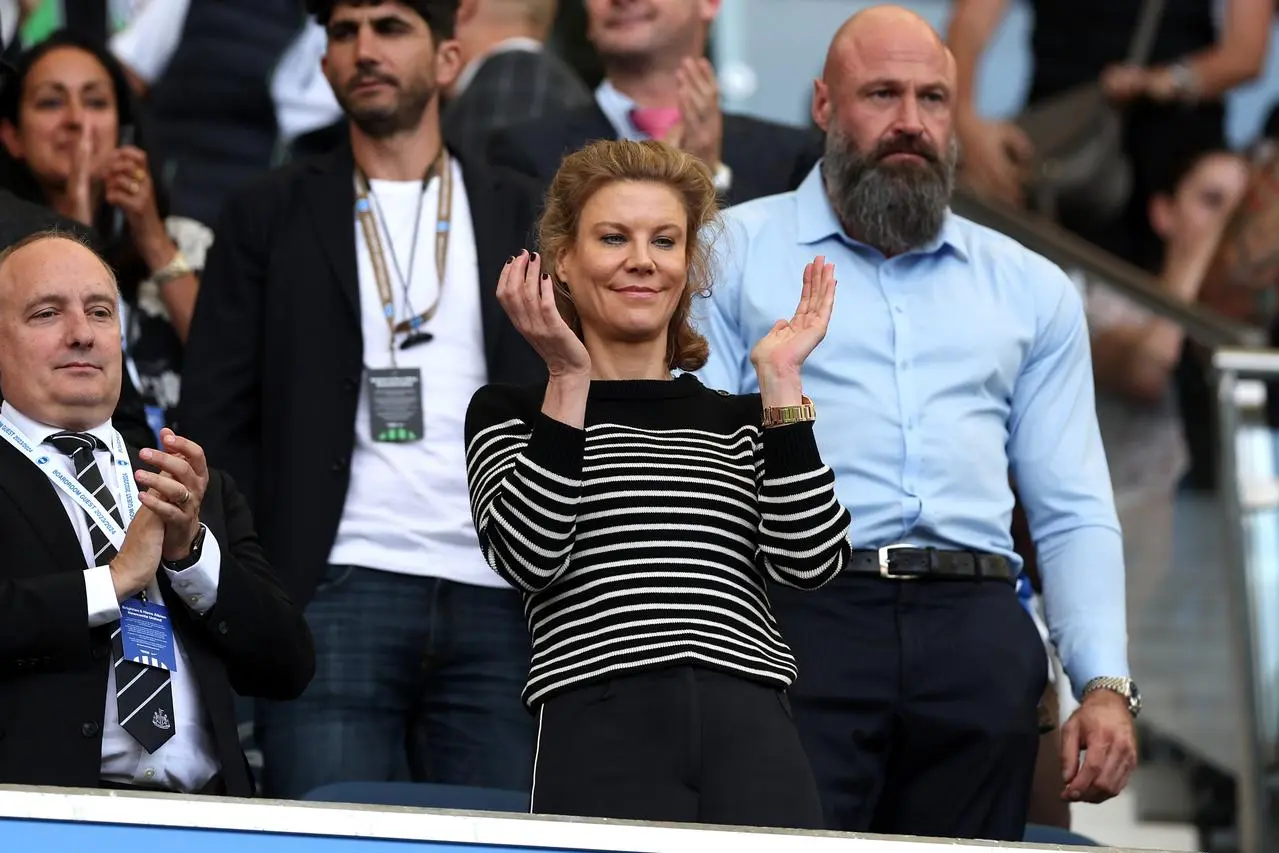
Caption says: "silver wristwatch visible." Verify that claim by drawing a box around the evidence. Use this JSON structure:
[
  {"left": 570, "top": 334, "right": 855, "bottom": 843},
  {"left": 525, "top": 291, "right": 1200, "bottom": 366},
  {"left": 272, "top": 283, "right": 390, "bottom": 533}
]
[{"left": 1083, "top": 676, "right": 1142, "bottom": 718}]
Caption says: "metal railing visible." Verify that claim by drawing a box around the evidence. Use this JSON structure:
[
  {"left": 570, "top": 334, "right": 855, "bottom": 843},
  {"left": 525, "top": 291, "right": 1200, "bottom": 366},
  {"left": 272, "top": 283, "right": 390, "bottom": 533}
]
[
  {"left": 1213, "top": 348, "right": 1279, "bottom": 853},
  {"left": 951, "top": 189, "right": 1265, "bottom": 348}
]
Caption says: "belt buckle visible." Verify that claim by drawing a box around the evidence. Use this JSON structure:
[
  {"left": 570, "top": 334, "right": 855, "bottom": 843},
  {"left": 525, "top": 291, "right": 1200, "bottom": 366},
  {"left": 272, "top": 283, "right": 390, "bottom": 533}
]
[{"left": 878, "top": 543, "right": 918, "bottom": 580}]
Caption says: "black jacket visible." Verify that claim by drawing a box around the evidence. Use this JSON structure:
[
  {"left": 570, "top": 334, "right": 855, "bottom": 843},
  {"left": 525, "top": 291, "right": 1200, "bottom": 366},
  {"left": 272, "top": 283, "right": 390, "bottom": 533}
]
[
  {"left": 0, "top": 442, "right": 314, "bottom": 795},
  {"left": 180, "top": 143, "right": 548, "bottom": 607}
]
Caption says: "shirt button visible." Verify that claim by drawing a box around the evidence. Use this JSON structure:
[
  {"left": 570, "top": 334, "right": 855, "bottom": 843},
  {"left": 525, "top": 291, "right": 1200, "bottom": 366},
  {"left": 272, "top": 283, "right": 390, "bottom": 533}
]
[
  {"left": 217, "top": 621, "right": 229, "bottom": 635},
  {"left": 188, "top": 595, "right": 202, "bottom": 605},
  {"left": 144, "top": 768, "right": 156, "bottom": 779}
]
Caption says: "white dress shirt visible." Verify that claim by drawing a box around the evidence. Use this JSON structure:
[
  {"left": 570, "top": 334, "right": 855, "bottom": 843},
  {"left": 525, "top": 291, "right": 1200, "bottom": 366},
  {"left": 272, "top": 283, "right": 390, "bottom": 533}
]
[
  {"left": 110, "top": 3, "right": 344, "bottom": 146},
  {"left": 108, "top": 0, "right": 190, "bottom": 84},
  {"left": 0, "top": 402, "right": 223, "bottom": 792}
]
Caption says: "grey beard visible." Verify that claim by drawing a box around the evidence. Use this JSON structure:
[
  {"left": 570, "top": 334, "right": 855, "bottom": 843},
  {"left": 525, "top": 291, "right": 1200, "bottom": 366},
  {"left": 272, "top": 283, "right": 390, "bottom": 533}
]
[{"left": 822, "top": 131, "right": 958, "bottom": 256}]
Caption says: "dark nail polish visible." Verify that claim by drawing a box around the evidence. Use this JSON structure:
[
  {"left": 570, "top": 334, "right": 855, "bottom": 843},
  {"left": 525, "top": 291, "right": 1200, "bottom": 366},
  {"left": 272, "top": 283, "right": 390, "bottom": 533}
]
[
  {"left": 506, "top": 256, "right": 513, "bottom": 264},
  {"left": 541, "top": 273, "right": 549, "bottom": 281},
  {"left": 532, "top": 252, "right": 539, "bottom": 261}
]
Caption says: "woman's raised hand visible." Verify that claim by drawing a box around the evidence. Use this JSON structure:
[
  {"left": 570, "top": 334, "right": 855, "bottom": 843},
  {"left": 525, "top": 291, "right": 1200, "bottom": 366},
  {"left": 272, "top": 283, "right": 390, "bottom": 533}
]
[
  {"left": 750, "top": 255, "right": 837, "bottom": 378},
  {"left": 497, "top": 250, "right": 591, "bottom": 379}
]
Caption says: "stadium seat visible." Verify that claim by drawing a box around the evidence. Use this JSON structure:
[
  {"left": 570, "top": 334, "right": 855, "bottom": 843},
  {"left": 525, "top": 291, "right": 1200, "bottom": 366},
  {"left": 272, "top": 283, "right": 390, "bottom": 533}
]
[{"left": 1023, "top": 823, "right": 1101, "bottom": 846}]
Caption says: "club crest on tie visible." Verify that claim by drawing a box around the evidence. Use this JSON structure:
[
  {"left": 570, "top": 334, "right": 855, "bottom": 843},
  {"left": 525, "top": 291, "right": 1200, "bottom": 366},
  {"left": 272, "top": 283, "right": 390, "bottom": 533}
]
[
  {"left": 152, "top": 709, "right": 171, "bottom": 730},
  {"left": 36, "top": 456, "right": 48, "bottom": 465}
]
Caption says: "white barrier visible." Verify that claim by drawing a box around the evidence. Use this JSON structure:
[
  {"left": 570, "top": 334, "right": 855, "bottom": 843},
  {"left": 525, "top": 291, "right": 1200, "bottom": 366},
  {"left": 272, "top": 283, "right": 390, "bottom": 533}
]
[{"left": 0, "top": 785, "right": 1186, "bottom": 852}]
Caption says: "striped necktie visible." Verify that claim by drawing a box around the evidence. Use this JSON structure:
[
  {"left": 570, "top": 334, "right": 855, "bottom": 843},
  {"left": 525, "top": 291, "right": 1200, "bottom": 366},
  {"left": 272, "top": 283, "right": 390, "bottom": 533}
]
[{"left": 46, "top": 431, "right": 176, "bottom": 753}]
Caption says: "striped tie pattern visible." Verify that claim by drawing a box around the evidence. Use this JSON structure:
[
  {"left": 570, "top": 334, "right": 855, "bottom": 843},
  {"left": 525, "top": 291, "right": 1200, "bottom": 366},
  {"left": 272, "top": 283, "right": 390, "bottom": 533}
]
[{"left": 47, "top": 432, "right": 176, "bottom": 753}]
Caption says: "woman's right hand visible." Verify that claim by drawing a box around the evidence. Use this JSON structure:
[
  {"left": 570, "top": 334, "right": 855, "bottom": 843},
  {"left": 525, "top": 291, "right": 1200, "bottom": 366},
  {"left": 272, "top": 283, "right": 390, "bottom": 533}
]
[
  {"left": 65, "top": 130, "right": 97, "bottom": 227},
  {"left": 498, "top": 250, "right": 591, "bottom": 379}
]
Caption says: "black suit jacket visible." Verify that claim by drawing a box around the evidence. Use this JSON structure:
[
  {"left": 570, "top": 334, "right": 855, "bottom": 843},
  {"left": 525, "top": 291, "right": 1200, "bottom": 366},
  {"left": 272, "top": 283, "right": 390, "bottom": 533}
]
[
  {"left": 486, "top": 103, "right": 823, "bottom": 207},
  {"left": 443, "top": 49, "right": 592, "bottom": 163},
  {"left": 0, "top": 439, "right": 314, "bottom": 796},
  {"left": 179, "top": 142, "right": 548, "bottom": 607}
]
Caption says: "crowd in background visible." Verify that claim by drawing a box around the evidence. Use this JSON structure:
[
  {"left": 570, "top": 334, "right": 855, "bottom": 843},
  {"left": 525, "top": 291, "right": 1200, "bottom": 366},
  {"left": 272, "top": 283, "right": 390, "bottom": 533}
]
[{"left": 0, "top": 0, "right": 1278, "bottom": 849}]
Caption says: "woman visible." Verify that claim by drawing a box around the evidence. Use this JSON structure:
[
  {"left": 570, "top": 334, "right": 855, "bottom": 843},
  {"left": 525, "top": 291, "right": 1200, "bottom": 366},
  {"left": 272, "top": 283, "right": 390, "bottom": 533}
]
[
  {"left": 464, "top": 139, "right": 851, "bottom": 829},
  {"left": 950, "top": 0, "right": 1268, "bottom": 267},
  {"left": 1089, "top": 149, "right": 1249, "bottom": 601},
  {"left": 0, "top": 30, "right": 210, "bottom": 434}
]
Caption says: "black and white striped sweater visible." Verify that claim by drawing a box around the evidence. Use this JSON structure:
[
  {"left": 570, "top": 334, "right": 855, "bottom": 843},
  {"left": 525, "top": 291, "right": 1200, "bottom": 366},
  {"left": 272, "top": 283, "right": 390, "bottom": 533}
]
[{"left": 464, "top": 374, "right": 852, "bottom": 708}]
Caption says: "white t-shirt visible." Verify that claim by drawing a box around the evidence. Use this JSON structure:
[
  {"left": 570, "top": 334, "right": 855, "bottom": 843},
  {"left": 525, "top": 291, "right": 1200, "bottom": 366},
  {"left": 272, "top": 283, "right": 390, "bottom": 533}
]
[{"left": 327, "top": 159, "right": 500, "bottom": 588}]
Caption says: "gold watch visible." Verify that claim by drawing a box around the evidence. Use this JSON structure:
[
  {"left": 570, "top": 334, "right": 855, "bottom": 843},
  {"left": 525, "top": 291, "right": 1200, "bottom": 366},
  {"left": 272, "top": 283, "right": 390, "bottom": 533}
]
[
  {"left": 153, "top": 250, "right": 193, "bottom": 286},
  {"left": 762, "top": 395, "right": 816, "bottom": 429}
]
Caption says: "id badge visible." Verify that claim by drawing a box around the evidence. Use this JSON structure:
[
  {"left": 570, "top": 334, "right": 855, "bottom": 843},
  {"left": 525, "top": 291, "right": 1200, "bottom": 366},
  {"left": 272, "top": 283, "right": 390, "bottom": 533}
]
[
  {"left": 119, "top": 597, "right": 179, "bottom": 672},
  {"left": 367, "top": 367, "right": 424, "bottom": 443}
]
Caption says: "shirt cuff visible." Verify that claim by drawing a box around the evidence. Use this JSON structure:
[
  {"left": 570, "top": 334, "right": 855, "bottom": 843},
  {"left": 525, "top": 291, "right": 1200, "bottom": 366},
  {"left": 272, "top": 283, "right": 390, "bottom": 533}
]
[
  {"left": 163, "top": 526, "right": 222, "bottom": 616},
  {"left": 84, "top": 566, "right": 122, "bottom": 628},
  {"left": 713, "top": 162, "right": 733, "bottom": 193}
]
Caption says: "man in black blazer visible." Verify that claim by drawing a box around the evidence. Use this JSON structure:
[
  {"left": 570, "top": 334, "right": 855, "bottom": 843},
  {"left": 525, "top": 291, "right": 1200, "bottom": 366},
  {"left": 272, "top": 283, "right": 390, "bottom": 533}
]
[
  {"left": 181, "top": 0, "right": 545, "bottom": 801},
  {"left": 0, "top": 231, "right": 313, "bottom": 796},
  {"left": 443, "top": 0, "right": 592, "bottom": 160},
  {"left": 487, "top": 0, "right": 821, "bottom": 206}
]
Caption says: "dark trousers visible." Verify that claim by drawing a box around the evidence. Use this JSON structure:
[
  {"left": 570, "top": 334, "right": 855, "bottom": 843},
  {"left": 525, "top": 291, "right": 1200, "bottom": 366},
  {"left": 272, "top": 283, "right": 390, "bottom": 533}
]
[
  {"left": 531, "top": 665, "right": 825, "bottom": 830},
  {"left": 771, "top": 574, "right": 1048, "bottom": 841},
  {"left": 256, "top": 566, "right": 535, "bottom": 799}
]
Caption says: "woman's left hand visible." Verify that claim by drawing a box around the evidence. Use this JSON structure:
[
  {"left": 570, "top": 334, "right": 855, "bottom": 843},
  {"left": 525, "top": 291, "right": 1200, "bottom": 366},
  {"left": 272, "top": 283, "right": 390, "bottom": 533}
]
[
  {"left": 750, "top": 255, "right": 838, "bottom": 378},
  {"left": 102, "top": 146, "right": 169, "bottom": 255}
]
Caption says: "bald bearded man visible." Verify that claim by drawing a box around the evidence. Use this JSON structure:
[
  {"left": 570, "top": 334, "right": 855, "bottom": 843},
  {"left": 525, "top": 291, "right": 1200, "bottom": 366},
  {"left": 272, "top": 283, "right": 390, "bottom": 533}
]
[{"left": 698, "top": 7, "right": 1136, "bottom": 840}]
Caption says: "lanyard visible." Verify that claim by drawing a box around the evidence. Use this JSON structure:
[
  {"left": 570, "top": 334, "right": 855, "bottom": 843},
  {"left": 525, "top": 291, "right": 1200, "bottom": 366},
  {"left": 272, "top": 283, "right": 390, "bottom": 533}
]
[
  {"left": 0, "top": 414, "right": 139, "bottom": 552},
  {"left": 354, "top": 148, "right": 453, "bottom": 357}
]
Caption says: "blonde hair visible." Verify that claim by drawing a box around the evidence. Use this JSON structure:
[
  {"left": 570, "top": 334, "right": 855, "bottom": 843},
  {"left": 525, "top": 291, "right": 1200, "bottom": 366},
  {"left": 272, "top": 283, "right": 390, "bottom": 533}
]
[{"left": 537, "top": 139, "right": 721, "bottom": 373}]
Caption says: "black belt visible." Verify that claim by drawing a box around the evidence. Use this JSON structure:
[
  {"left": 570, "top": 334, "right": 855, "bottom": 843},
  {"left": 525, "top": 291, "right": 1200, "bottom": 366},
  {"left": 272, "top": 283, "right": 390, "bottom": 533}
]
[
  {"left": 99, "top": 773, "right": 224, "bottom": 795},
  {"left": 848, "top": 547, "right": 1015, "bottom": 581}
]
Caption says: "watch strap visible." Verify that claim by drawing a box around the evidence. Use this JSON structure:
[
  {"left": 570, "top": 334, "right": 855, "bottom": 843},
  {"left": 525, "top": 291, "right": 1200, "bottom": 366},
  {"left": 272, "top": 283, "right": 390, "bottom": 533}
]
[
  {"left": 762, "top": 395, "right": 816, "bottom": 428},
  {"left": 1083, "top": 676, "right": 1140, "bottom": 716},
  {"left": 153, "top": 250, "right": 193, "bottom": 287},
  {"left": 163, "top": 525, "right": 206, "bottom": 571}
]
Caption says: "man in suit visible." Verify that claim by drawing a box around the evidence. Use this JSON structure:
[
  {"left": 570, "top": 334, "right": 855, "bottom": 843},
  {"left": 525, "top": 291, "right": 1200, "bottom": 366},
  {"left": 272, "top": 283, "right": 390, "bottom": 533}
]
[
  {"left": 0, "top": 189, "right": 157, "bottom": 451},
  {"left": 487, "top": 0, "right": 821, "bottom": 206},
  {"left": 180, "top": 0, "right": 546, "bottom": 800},
  {"left": 443, "top": 0, "right": 591, "bottom": 160},
  {"left": 0, "top": 231, "right": 314, "bottom": 795}
]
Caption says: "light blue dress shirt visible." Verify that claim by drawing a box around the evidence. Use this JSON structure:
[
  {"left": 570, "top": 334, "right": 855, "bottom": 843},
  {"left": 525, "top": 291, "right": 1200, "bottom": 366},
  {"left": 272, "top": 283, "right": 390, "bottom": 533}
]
[{"left": 696, "top": 162, "right": 1128, "bottom": 696}]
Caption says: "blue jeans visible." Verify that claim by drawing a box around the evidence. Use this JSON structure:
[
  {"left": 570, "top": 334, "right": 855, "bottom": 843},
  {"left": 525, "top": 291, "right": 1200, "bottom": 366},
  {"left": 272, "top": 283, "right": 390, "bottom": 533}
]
[{"left": 256, "top": 566, "right": 534, "bottom": 799}]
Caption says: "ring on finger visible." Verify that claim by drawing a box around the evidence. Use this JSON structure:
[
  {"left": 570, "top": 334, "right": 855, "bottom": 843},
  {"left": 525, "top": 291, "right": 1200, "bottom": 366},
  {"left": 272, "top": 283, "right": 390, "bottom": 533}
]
[{"left": 177, "top": 488, "right": 191, "bottom": 507}]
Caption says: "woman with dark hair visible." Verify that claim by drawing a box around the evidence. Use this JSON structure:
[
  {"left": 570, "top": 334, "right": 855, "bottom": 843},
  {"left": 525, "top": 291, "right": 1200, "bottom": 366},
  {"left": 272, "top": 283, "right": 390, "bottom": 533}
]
[
  {"left": 464, "top": 139, "right": 852, "bottom": 828},
  {"left": 0, "top": 30, "right": 210, "bottom": 433}
]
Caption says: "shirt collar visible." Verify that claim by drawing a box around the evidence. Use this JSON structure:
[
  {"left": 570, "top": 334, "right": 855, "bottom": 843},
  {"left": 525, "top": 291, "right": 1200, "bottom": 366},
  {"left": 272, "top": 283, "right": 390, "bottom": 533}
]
[
  {"left": 0, "top": 401, "right": 119, "bottom": 456},
  {"left": 795, "top": 160, "right": 970, "bottom": 262},
  {"left": 594, "top": 79, "right": 646, "bottom": 141},
  {"left": 453, "top": 37, "right": 543, "bottom": 96}
]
